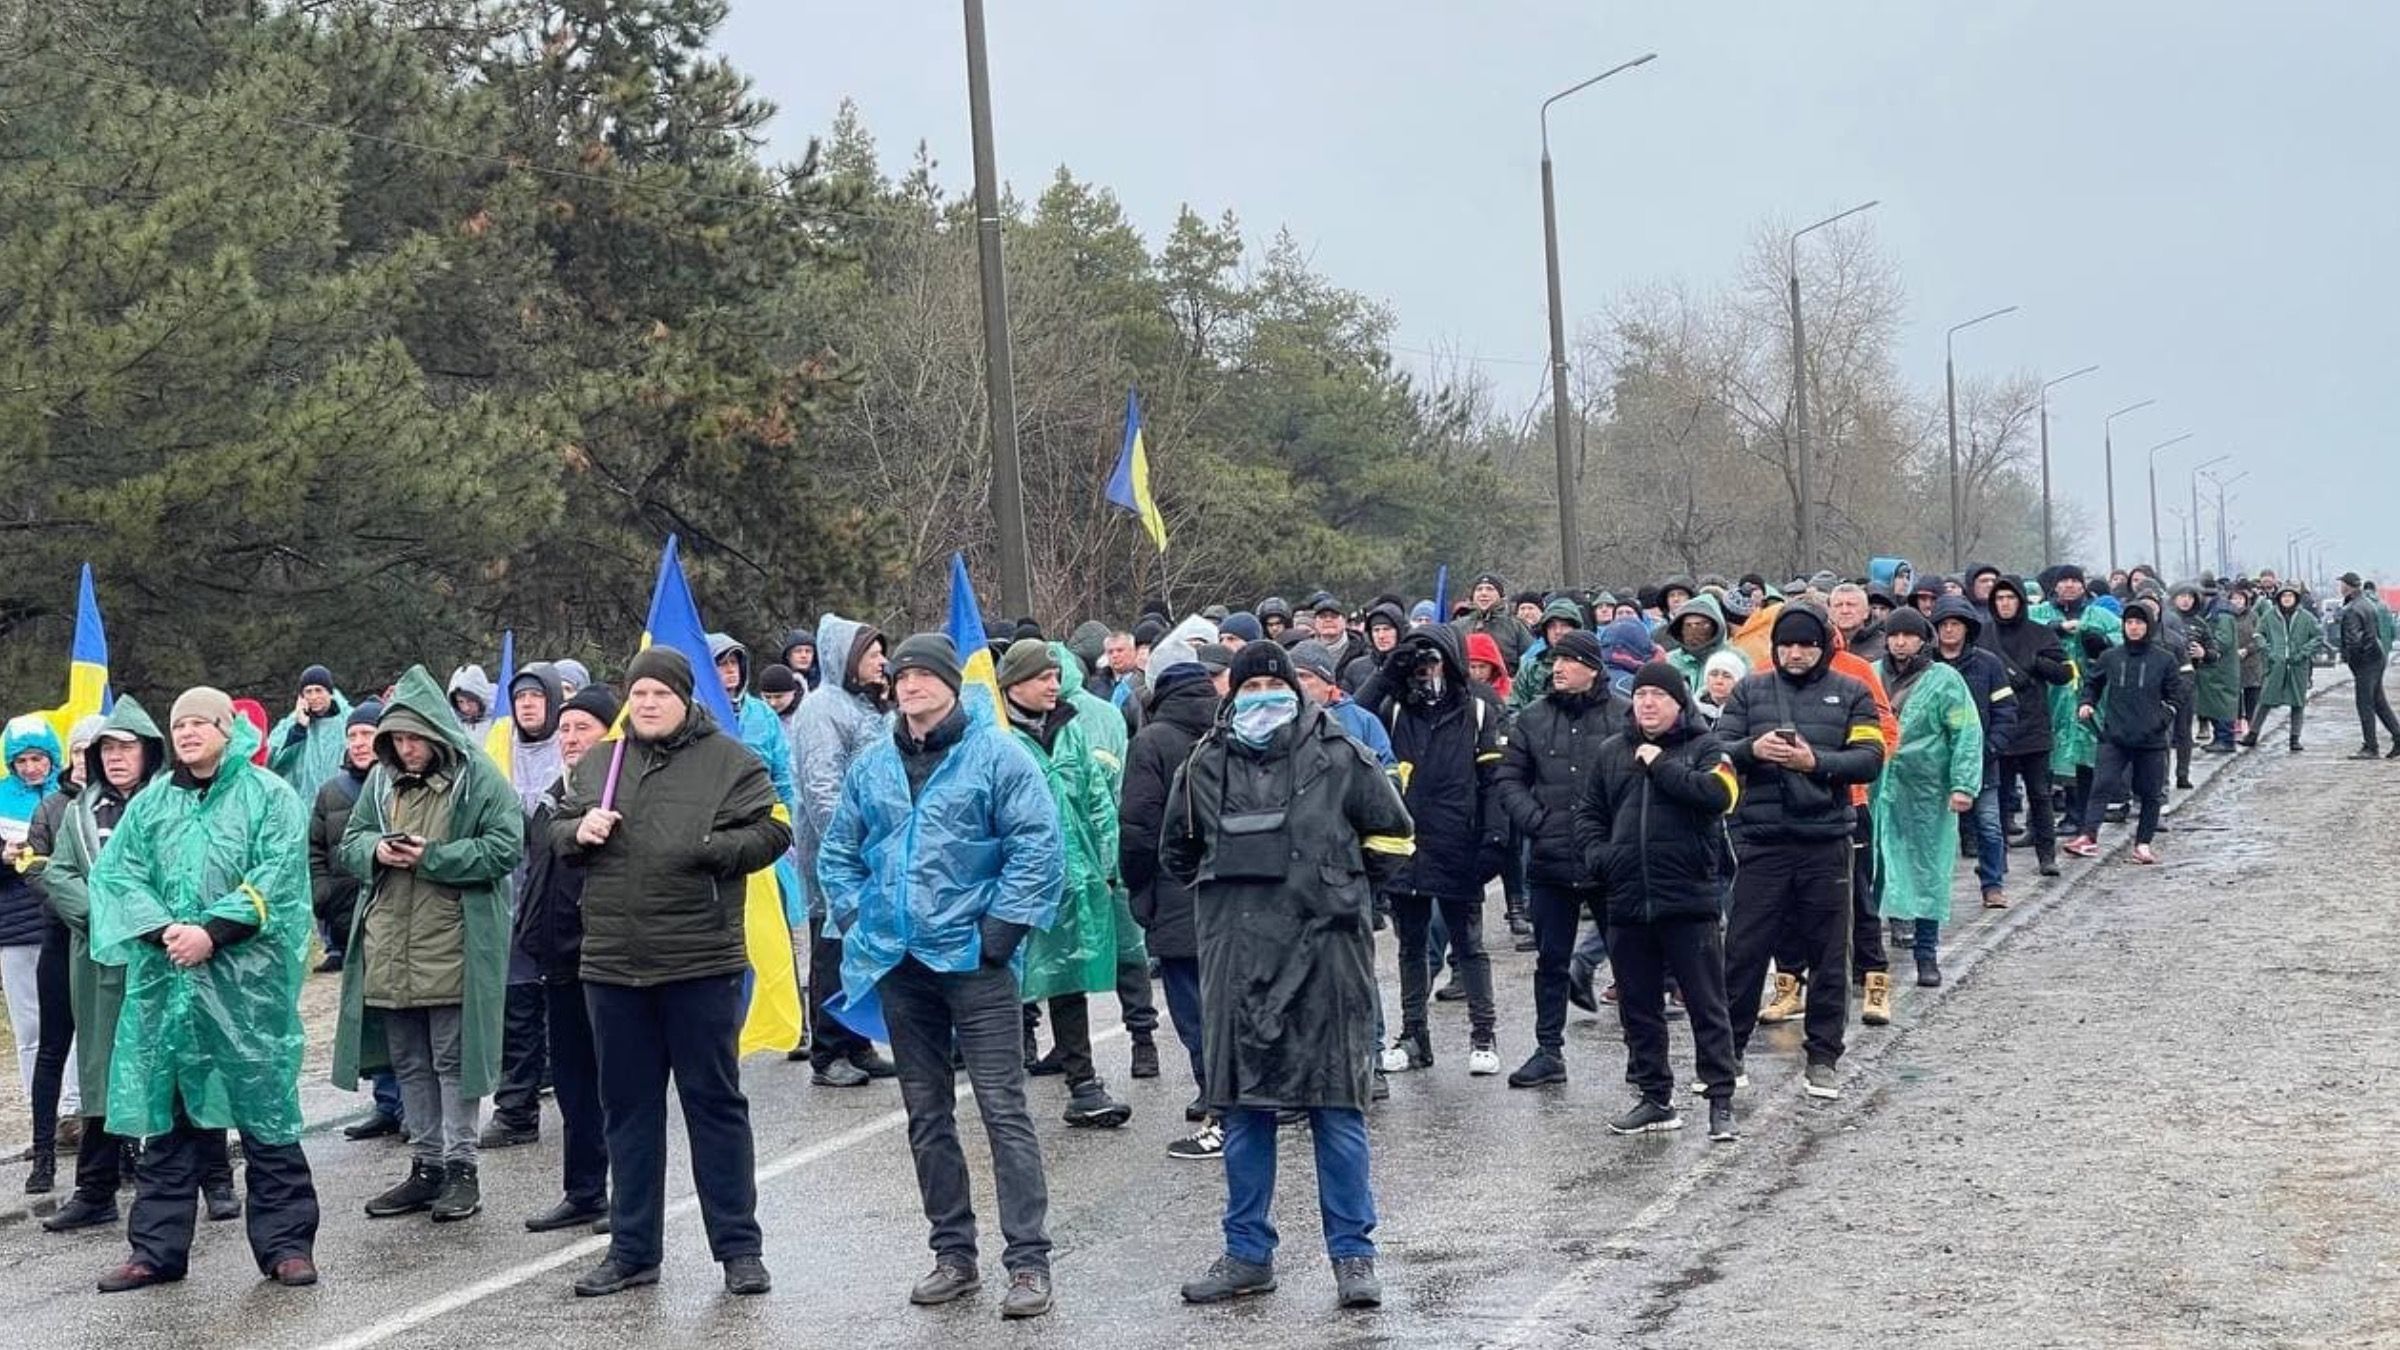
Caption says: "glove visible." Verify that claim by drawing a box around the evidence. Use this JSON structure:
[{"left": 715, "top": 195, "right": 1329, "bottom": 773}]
[
  {"left": 978, "top": 914, "right": 1028, "bottom": 967},
  {"left": 2080, "top": 628, "right": 2110, "bottom": 660}
]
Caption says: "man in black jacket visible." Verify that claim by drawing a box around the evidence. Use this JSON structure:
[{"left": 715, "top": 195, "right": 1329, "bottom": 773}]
[
  {"left": 1494, "top": 630, "right": 1620, "bottom": 1088},
  {"left": 1120, "top": 658, "right": 1224, "bottom": 1161},
  {"left": 2336, "top": 572, "right": 2400, "bottom": 758},
  {"left": 1715, "top": 604, "right": 1887, "bottom": 1102},
  {"left": 2064, "top": 600, "right": 2189, "bottom": 864},
  {"left": 1576, "top": 662, "right": 1741, "bottom": 1140},
  {"left": 1932, "top": 595, "right": 2018, "bottom": 908},
  {"left": 550, "top": 647, "right": 791, "bottom": 1299},
  {"left": 1983, "top": 578, "right": 2071, "bottom": 878}
]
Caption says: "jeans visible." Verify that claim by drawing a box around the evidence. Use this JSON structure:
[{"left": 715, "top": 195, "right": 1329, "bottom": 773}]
[
  {"left": 1913, "top": 918, "right": 1941, "bottom": 962},
  {"left": 807, "top": 917, "right": 870, "bottom": 1068},
  {"left": 1528, "top": 885, "right": 1603, "bottom": 1054},
  {"left": 1610, "top": 919, "right": 1739, "bottom": 1101},
  {"left": 881, "top": 956, "right": 1051, "bottom": 1274},
  {"left": 371, "top": 1070, "right": 403, "bottom": 1123},
  {"left": 128, "top": 1109, "right": 317, "bottom": 1278},
  {"left": 385, "top": 1005, "right": 479, "bottom": 1165},
  {"left": 1221, "top": 1107, "right": 1376, "bottom": 1265},
  {"left": 1969, "top": 778, "right": 2006, "bottom": 890},
  {"left": 2083, "top": 744, "right": 2167, "bottom": 844},
  {"left": 1391, "top": 892, "right": 1494, "bottom": 1043},
  {"left": 545, "top": 979, "right": 608, "bottom": 1210},
  {"left": 1157, "top": 955, "right": 1204, "bottom": 1088},
  {"left": 490, "top": 981, "right": 547, "bottom": 1132},
  {"left": 586, "top": 973, "right": 760, "bottom": 1268},
  {"left": 1725, "top": 839, "right": 1852, "bottom": 1068}
]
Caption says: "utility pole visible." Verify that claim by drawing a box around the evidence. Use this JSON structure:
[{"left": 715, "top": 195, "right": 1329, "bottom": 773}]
[
  {"left": 1788, "top": 200, "right": 1879, "bottom": 574},
  {"left": 963, "top": 0, "right": 1033, "bottom": 616}
]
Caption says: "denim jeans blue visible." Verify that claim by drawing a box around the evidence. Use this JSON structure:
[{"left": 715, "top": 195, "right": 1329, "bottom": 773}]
[
  {"left": 1221, "top": 1107, "right": 1376, "bottom": 1265},
  {"left": 1970, "top": 778, "right": 2007, "bottom": 890}
]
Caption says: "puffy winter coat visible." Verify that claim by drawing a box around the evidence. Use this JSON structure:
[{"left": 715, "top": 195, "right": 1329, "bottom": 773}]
[
  {"left": 1932, "top": 595, "right": 2018, "bottom": 761},
  {"left": 2080, "top": 629, "right": 2191, "bottom": 751},
  {"left": 1120, "top": 672, "right": 1218, "bottom": 961},
  {"left": 1364, "top": 625, "right": 1507, "bottom": 899},
  {"left": 1496, "top": 686, "right": 1624, "bottom": 886},
  {"left": 1713, "top": 657, "right": 1887, "bottom": 847},
  {"left": 1572, "top": 706, "right": 1737, "bottom": 925}
]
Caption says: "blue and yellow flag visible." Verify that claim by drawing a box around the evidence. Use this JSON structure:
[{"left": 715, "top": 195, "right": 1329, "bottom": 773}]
[
  {"left": 1106, "top": 387, "right": 1168, "bottom": 553},
  {"left": 947, "top": 551, "right": 1008, "bottom": 724},
  {"left": 42, "top": 565, "right": 111, "bottom": 749},
  {"left": 630, "top": 536, "right": 800, "bottom": 1058}
]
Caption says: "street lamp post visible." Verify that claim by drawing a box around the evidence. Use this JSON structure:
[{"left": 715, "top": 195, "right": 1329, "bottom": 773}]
[
  {"left": 1540, "top": 52, "right": 1656, "bottom": 590},
  {"left": 1945, "top": 306, "right": 2020, "bottom": 568},
  {"left": 2037, "top": 365, "right": 2100, "bottom": 568},
  {"left": 2186, "top": 453, "right": 2229, "bottom": 577},
  {"left": 2287, "top": 528, "right": 2314, "bottom": 584},
  {"left": 1787, "top": 199, "right": 1878, "bottom": 574},
  {"left": 2145, "top": 433, "right": 2193, "bottom": 578},
  {"left": 2102, "top": 400, "right": 2156, "bottom": 575},
  {"left": 962, "top": 0, "right": 1033, "bottom": 616},
  {"left": 2203, "top": 468, "right": 2245, "bottom": 575}
]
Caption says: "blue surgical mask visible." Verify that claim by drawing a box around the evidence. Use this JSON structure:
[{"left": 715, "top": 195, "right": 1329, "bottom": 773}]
[{"left": 1229, "top": 689, "right": 1300, "bottom": 747}]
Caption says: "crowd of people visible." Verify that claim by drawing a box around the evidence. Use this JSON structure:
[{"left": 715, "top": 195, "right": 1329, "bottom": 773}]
[{"left": 1, "top": 556, "right": 2389, "bottom": 1315}]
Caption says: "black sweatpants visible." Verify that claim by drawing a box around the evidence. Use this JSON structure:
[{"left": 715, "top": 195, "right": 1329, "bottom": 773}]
[
  {"left": 1725, "top": 839, "right": 1852, "bottom": 1068},
  {"left": 128, "top": 1113, "right": 316, "bottom": 1278},
  {"left": 586, "top": 973, "right": 761, "bottom": 1269},
  {"left": 1610, "top": 918, "right": 1740, "bottom": 1103},
  {"left": 2084, "top": 744, "right": 2167, "bottom": 844},
  {"left": 490, "top": 981, "right": 548, "bottom": 1132},
  {"left": 1850, "top": 803, "right": 1885, "bottom": 976},
  {"left": 543, "top": 978, "right": 607, "bottom": 1212}
]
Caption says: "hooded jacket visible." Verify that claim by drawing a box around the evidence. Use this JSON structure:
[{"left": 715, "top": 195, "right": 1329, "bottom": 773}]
[
  {"left": 1005, "top": 682, "right": 1124, "bottom": 1004},
  {"left": 708, "top": 633, "right": 799, "bottom": 813},
  {"left": 0, "top": 715, "right": 63, "bottom": 948},
  {"left": 1872, "top": 651, "right": 1984, "bottom": 922},
  {"left": 1598, "top": 617, "right": 1658, "bottom": 699},
  {"left": 1120, "top": 670, "right": 1219, "bottom": 961},
  {"left": 1363, "top": 624, "right": 1507, "bottom": 899},
  {"left": 331, "top": 667, "right": 522, "bottom": 1100},
  {"left": 1931, "top": 595, "right": 2017, "bottom": 760},
  {"left": 1663, "top": 594, "right": 1735, "bottom": 692},
  {"left": 1508, "top": 596, "right": 1588, "bottom": 709},
  {"left": 485, "top": 661, "right": 567, "bottom": 811},
  {"left": 447, "top": 665, "right": 497, "bottom": 741},
  {"left": 2080, "top": 605, "right": 2190, "bottom": 750},
  {"left": 780, "top": 627, "right": 824, "bottom": 691},
  {"left": 788, "top": 613, "right": 888, "bottom": 921},
  {"left": 2256, "top": 591, "right": 2322, "bottom": 711},
  {"left": 2192, "top": 592, "right": 2243, "bottom": 723},
  {"left": 1979, "top": 578, "right": 2068, "bottom": 757}
]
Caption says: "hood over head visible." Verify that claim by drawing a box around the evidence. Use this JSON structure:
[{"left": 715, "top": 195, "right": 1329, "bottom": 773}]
[
  {"left": 1667, "top": 593, "right": 1730, "bottom": 649},
  {"left": 372, "top": 665, "right": 479, "bottom": 775},
  {"left": 446, "top": 664, "right": 495, "bottom": 715},
  {"left": 82, "top": 696, "right": 165, "bottom": 793},
  {"left": 1146, "top": 615, "right": 1221, "bottom": 690},
  {"left": 705, "top": 632, "right": 751, "bottom": 694},
  {"left": 1930, "top": 593, "right": 1986, "bottom": 642},
  {"left": 505, "top": 660, "right": 565, "bottom": 742},
  {"left": 1987, "top": 574, "right": 2030, "bottom": 626},
  {"left": 816, "top": 614, "right": 883, "bottom": 697},
  {"left": 1464, "top": 631, "right": 1512, "bottom": 697}
]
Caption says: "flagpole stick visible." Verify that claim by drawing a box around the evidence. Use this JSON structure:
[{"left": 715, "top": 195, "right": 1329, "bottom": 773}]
[{"left": 599, "top": 738, "right": 627, "bottom": 813}]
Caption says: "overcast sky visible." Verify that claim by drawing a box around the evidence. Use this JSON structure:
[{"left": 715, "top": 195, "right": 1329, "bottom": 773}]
[{"left": 719, "top": 1, "right": 2399, "bottom": 581}]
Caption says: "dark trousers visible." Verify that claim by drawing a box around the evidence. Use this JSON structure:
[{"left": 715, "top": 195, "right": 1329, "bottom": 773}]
[
  {"left": 544, "top": 979, "right": 607, "bottom": 1211},
  {"left": 491, "top": 981, "right": 547, "bottom": 1131},
  {"left": 2084, "top": 744, "right": 2167, "bottom": 844},
  {"left": 808, "top": 918, "right": 869, "bottom": 1068},
  {"left": 72, "top": 1119, "right": 127, "bottom": 1203},
  {"left": 1851, "top": 804, "right": 1885, "bottom": 976},
  {"left": 881, "top": 956, "right": 1051, "bottom": 1274},
  {"left": 1725, "top": 839, "right": 1852, "bottom": 1067},
  {"left": 1611, "top": 919, "right": 1740, "bottom": 1102},
  {"left": 129, "top": 1114, "right": 316, "bottom": 1278},
  {"left": 1996, "top": 752, "right": 2057, "bottom": 862},
  {"left": 1046, "top": 994, "right": 1097, "bottom": 1085},
  {"left": 2351, "top": 656, "right": 2400, "bottom": 747},
  {"left": 2062, "top": 764, "right": 2095, "bottom": 826},
  {"left": 29, "top": 918, "right": 75, "bottom": 1150},
  {"left": 1114, "top": 914, "right": 1159, "bottom": 1041},
  {"left": 1528, "top": 884, "right": 1603, "bottom": 1054},
  {"left": 1391, "top": 891, "right": 1494, "bottom": 1042},
  {"left": 2240, "top": 685, "right": 2262, "bottom": 729},
  {"left": 1157, "top": 955, "right": 1204, "bottom": 1087},
  {"left": 586, "top": 973, "right": 760, "bottom": 1268}
]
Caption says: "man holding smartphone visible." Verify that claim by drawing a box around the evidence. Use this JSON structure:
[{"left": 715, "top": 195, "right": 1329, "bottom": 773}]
[{"left": 1714, "top": 604, "right": 1888, "bottom": 1102}]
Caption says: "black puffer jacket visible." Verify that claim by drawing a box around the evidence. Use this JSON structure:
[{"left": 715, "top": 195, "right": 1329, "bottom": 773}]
[
  {"left": 1495, "top": 685, "right": 1624, "bottom": 886},
  {"left": 1575, "top": 706, "right": 1737, "bottom": 925},
  {"left": 514, "top": 774, "right": 588, "bottom": 983},
  {"left": 552, "top": 703, "right": 792, "bottom": 988},
  {"left": 309, "top": 765, "right": 369, "bottom": 937},
  {"left": 1365, "top": 625, "right": 1507, "bottom": 899},
  {"left": 1120, "top": 670, "right": 1217, "bottom": 961},
  {"left": 1981, "top": 576, "right": 2071, "bottom": 756},
  {"left": 1714, "top": 658, "right": 1887, "bottom": 847}
]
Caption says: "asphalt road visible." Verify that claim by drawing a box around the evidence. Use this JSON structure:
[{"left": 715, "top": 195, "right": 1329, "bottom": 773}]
[{"left": 0, "top": 670, "right": 2377, "bottom": 1349}]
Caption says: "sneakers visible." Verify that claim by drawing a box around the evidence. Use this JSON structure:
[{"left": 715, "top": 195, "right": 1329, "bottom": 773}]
[
  {"left": 2131, "top": 843, "right": 2160, "bottom": 866},
  {"left": 1380, "top": 1031, "right": 1432, "bottom": 1073},
  {"left": 847, "top": 1048, "right": 899, "bottom": 1079},
  {"left": 1566, "top": 958, "right": 1599, "bottom": 1013},
  {"left": 98, "top": 1261, "right": 182, "bottom": 1293},
  {"left": 1916, "top": 954, "right": 1942, "bottom": 988},
  {"left": 1981, "top": 886, "right": 2008, "bottom": 909},
  {"left": 1506, "top": 1050, "right": 1566, "bottom": 1088},
  {"left": 42, "top": 1194, "right": 120, "bottom": 1232},
  {"left": 342, "top": 1112, "right": 403, "bottom": 1141},
  {"left": 204, "top": 1180, "right": 242, "bottom": 1222},
  {"left": 2061, "top": 835, "right": 2101, "bottom": 859},
  {"left": 1707, "top": 1100, "right": 1739, "bottom": 1143},
  {"left": 724, "top": 1255, "right": 772, "bottom": 1296},
  {"left": 1758, "top": 972, "right": 1805, "bottom": 1024},
  {"left": 1167, "top": 1119, "right": 1226, "bottom": 1161},
  {"left": 909, "top": 1258, "right": 981, "bottom": 1305},
  {"left": 1063, "top": 1080, "right": 1132, "bottom": 1129},
  {"left": 2350, "top": 747, "right": 2382, "bottom": 761},
  {"left": 1000, "top": 1268, "right": 1053, "bottom": 1319},
  {"left": 1181, "top": 1254, "right": 1276, "bottom": 1304},
  {"left": 1466, "top": 1042, "right": 1501, "bottom": 1077},
  {"left": 1689, "top": 1064, "right": 1750, "bottom": 1095},
  {"left": 524, "top": 1198, "right": 607, "bottom": 1233},
  {"left": 364, "top": 1160, "right": 444, "bottom": 1218},
  {"left": 2038, "top": 856, "right": 2062, "bottom": 877},
  {"left": 478, "top": 1119, "right": 538, "bottom": 1149},
  {"left": 1860, "top": 971, "right": 1893, "bottom": 1026},
  {"left": 812, "top": 1058, "right": 871, "bottom": 1088},
  {"left": 1333, "top": 1256, "right": 1382, "bottom": 1309},
  {"left": 1608, "top": 1098, "right": 1683, "bottom": 1135},
  {"left": 430, "top": 1161, "right": 480, "bottom": 1222},
  {"left": 573, "top": 1259, "right": 661, "bottom": 1298},
  {"left": 1802, "top": 1062, "right": 1843, "bottom": 1100},
  {"left": 1129, "top": 1038, "right": 1161, "bottom": 1079}
]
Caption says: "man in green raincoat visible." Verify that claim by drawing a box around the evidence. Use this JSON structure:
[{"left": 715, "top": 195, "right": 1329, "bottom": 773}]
[
  {"left": 267, "top": 664, "right": 354, "bottom": 803},
  {"left": 998, "top": 640, "right": 1133, "bottom": 1129},
  {"left": 332, "top": 666, "right": 523, "bottom": 1225},
  {"left": 2194, "top": 588, "right": 2244, "bottom": 752},
  {"left": 2033, "top": 566, "right": 2120, "bottom": 827},
  {"left": 2254, "top": 584, "right": 2322, "bottom": 750},
  {"left": 1050, "top": 640, "right": 1158, "bottom": 1079},
  {"left": 1872, "top": 609, "right": 1984, "bottom": 996},
  {"left": 87, "top": 687, "right": 320, "bottom": 1292}
]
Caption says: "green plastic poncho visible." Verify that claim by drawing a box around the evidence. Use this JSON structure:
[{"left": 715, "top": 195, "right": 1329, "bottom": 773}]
[
  {"left": 267, "top": 688, "right": 355, "bottom": 802},
  {"left": 1872, "top": 657, "right": 1984, "bottom": 924},
  {"left": 88, "top": 715, "right": 313, "bottom": 1143},
  {"left": 30, "top": 698, "right": 164, "bottom": 1121},
  {"left": 2256, "top": 600, "right": 2321, "bottom": 711},
  {"left": 329, "top": 666, "right": 523, "bottom": 1101},
  {"left": 1057, "top": 642, "right": 1147, "bottom": 974},
  {"left": 2035, "top": 601, "right": 2120, "bottom": 774},
  {"left": 1012, "top": 695, "right": 1122, "bottom": 1005}
]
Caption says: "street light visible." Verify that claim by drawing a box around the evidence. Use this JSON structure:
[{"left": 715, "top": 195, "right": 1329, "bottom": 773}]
[
  {"left": 1540, "top": 52, "right": 1656, "bottom": 589},
  {"left": 2144, "top": 433, "right": 2193, "bottom": 578},
  {"left": 2288, "top": 527, "right": 2315, "bottom": 583},
  {"left": 2036, "top": 365, "right": 2100, "bottom": 568},
  {"left": 2202, "top": 468, "right": 2245, "bottom": 575},
  {"left": 2102, "top": 400, "right": 2156, "bottom": 575},
  {"left": 1788, "top": 198, "right": 1879, "bottom": 573},
  {"left": 1946, "top": 306, "right": 2020, "bottom": 567},
  {"left": 2185, "top": 453, "right": 2229, "bottom": 578}
]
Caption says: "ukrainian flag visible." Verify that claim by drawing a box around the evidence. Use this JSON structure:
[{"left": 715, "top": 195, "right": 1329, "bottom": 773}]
[
  {"left": 1106, "top": 387, "right": 1168, "bottom": 553},
  {"left": 948, "top": 552, "right": 1008, "bottom": 724},
  {"left": 43, "top": 565, "right": 111, "bottom": 749},
  {"left": 633, "top": 536, "right": 803, "bottom": 1059}
]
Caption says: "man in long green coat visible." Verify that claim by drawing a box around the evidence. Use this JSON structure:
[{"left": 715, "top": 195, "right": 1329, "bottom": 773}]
[
  {"left": 2194, "top": 590, "right": 2243, "bottom": 752},
  {"left": 332, "top": 666, "right": 522, "bottom": 1224},
  {"left": 27, "top": 698, "right": 165, "bottom": 1232},
  {"left": 88, "top": 687, "right": 320, "bottom": 1291},
  {"left": 997, "top": 639, "right": 1132, "bottom": 1130},
  {"left": 2255, "top": 584, "right": 2322, "bottom": 750},
  {"left": 1872, "top": 609, "right": 1984, "bottom": 994}
]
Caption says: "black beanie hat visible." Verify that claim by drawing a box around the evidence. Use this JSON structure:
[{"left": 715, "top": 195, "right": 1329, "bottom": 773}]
[
  {"left": 624, "top": 647, "right": 696, "bottom": 703},
  {"left": 562, "top": 684, "right": 622, "bottom": 729},
  {"left": 1549, "top": 629, "right": 1607, "bottom": 673},
  {"left": 1226, "top": 639, "right": 1302, "bottom": 697},
  {"left": 299, "top": 664, "right": 336, "bottom": 694},
  {"left": 1884, "top": 606, "right": 1934, "bottom": 642},
  {"left": 758, "top": 663, "right": 800, "bottom": 696},
  {"left": 889, "top": 633, "right": 964, "bottom": 694},
  {"left": 346, "top": 699, "right": 384, "bottom": 731},
  {"left": 1630, "top": 659, "right": 1690, "bottom": 703},
  {"left": 1770, "top": 604, "right": 1832, "bottom": 648},
  {"left": 2052, "top": 563, "right": 2087, "bottom": 586}
]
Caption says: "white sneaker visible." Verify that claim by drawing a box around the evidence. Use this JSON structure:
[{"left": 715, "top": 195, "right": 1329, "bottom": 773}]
[
  {"left": 1688, "top": 1069, "right": 1750, "bottom": 1096},
  {"left": 1378, "top": 1046, "right": 1413, "bottom": 1074},
  {"left": 1466, "top": 1046, "right": 1501, "bottom": 1076}
]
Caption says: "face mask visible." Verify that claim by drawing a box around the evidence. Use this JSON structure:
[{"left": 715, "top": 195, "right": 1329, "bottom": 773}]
[
  {"left": 1229, "top": 689, "right": 1299, "bottom": 747},
  {"left": 1408, "top": 669, "right": 1447, "bottom": 705}
]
